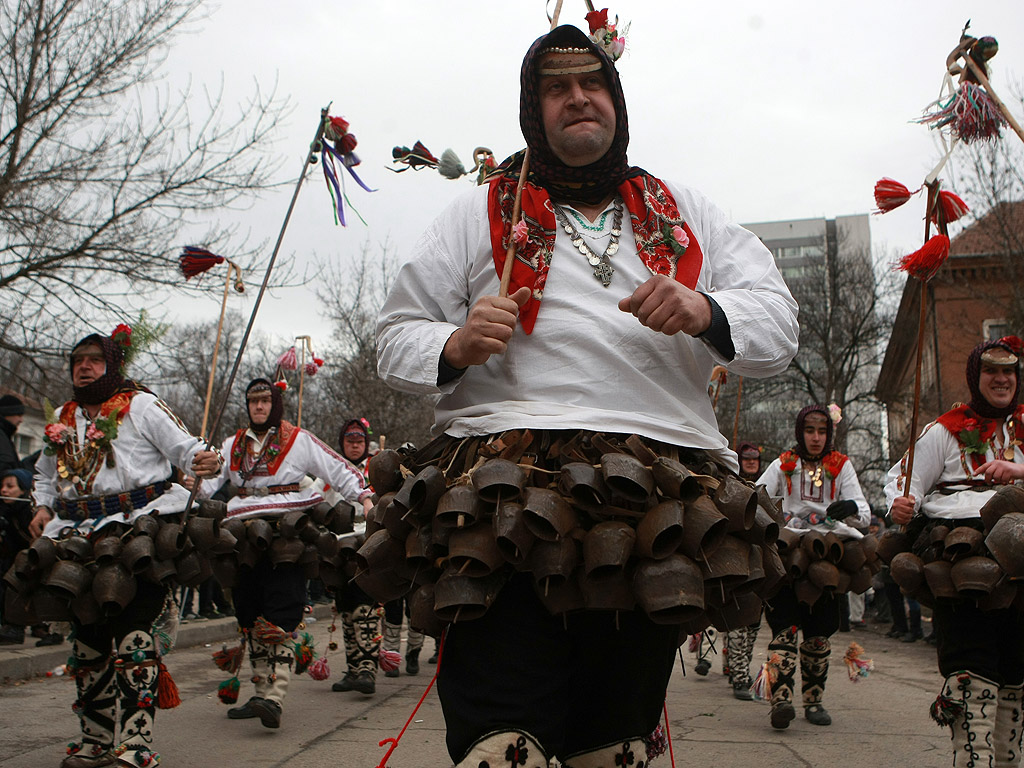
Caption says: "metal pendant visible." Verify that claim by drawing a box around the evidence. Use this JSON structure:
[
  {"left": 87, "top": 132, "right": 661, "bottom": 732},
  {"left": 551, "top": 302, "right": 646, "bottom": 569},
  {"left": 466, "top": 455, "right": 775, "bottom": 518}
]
[{"left": 593, "top": 260, "right": 614, "bottom": 287}]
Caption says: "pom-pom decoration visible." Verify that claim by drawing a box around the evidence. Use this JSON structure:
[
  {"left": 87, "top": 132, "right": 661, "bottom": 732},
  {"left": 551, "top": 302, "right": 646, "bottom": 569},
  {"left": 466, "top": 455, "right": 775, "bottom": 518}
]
[
  {"left": 896, "top": 235, "right": 950, "bottom": 282},
  {"left": 274, "top": 380, "right": 288, "bottom": 391},
  {"left": 304, "top": 361, "right": 319, "bottom": 377},
  {"left": 644, "top": 723, "right": 668, "bottom": 762},
  {"left": 111, "top": 324, "right": 132, "bottom": 349},
  {"left": 918, "top": 82, "right": 1007, "bottom": 144},
  {"left": 998, "top": 336, "right": 1023, "bottom": 356},
  {"left": 379, "top": 649, "right": 402, "bottom": 672},
  {"left": 293, "top": 632, "right": 315, "bottom": 675},
  {"left": 391, "top": 141, "right": 440, "bottom": 172},
  {"left": 873, "top": 178, "right": 920, "bottom": 214},
  {"left": 217, "top": 676, "right": 240, "bottom": 705},
  {"left": 252, "top": 617, "right": 290, "bottom": 645},
  {"left": 308, "top": 657, "right": 330, "bottom": 681},
  {"left": 933, "top": 190, "right": 970, "bottom": 225},
  {"left": 156, "top": 662, "right": 181, "bottom": 709},
  {"left": 212, "top": 639, "right": 246, "bottom": 674},
  {"left": 319, "top": 113, "right": 375, "bottom": 227},
  {"left": 178, "top": 246, "right": 225, "bottom": 279},
  {"left": 277, "top": 346, "right": 298, "bottom": 371},
  {"left": 843, "top": 642, "right": 873, "bottom": 682}
]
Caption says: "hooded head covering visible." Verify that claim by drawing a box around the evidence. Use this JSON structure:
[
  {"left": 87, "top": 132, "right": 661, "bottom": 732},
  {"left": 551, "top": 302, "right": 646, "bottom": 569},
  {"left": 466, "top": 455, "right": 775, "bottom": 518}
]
[
  {"left": 0, "top": 394, "right": 25, "bottom": 418},
  {"left": 245, "top": 378, "right": 283, "bottom": 434},
  {"left": 70, "top": 333, "right": 128, "bottom": 405},
  {"left": 338, "top": 418, "right": 370, "bottom": 465},
  {"left": 1, "top": 467, "right": 32, "bottom": 494},
  {"left": 966, "top": 336, "right": 1021, "bottom": 419},
  {"left": 519, "top": 24, "right": 633, "bottom": 204},
  {"left": 736, "top": 441, "right": 761, "bottom": 480},
  {"left": 794, "top": 404, "right": 833, "bottom": 462}
]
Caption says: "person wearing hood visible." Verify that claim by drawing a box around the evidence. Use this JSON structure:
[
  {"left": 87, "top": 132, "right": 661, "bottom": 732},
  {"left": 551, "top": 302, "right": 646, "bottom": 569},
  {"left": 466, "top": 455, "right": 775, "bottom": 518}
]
[
  {"left": 28, "top": 327, "right": 222, "bottom": 768},
  {"left": 887, "top": 336, "right": 1024, "bottom": 767},
  {"left": 0, "top": 393, "right": 26, "bottom": 474},
  {"left": 202, "top": 381, "right": 373, "bottom": 729},
  {"left": 375, "top": 20, "right": 798, "bottom": 768},
  {"left": 758, "top": 405, "right": 870, "bottom": 730}
]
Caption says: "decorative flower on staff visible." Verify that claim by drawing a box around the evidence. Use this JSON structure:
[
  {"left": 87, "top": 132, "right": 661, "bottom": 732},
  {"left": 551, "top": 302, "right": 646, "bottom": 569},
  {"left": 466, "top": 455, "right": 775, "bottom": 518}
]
[
  {"left": 585, "top": 8, "right": 628, "bottom": 61},
  {"left": 319, "top": 113, "right": 375, "bottom": 227}
]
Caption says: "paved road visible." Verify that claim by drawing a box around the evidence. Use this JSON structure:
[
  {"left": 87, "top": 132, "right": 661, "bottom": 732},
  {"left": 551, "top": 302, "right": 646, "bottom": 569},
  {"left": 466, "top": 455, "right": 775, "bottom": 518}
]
[{"left": 0, "top": 615, "right": 951, "bottom": 768}]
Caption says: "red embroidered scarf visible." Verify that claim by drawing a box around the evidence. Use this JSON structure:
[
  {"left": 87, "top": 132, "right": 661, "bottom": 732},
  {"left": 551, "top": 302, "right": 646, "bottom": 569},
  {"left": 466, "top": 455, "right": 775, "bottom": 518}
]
[{"left": 487, "top": 172, "right": 703, "bottom": 334}]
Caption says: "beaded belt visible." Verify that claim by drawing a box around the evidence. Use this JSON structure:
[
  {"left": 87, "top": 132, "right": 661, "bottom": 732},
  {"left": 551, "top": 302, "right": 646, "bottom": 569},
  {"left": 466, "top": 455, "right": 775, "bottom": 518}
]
[
  {"left": 56, "top": 481, "right": 170, "bottom": 522},
  {"left": 235, "top": 483, "right": 302, "bottom": 498}
]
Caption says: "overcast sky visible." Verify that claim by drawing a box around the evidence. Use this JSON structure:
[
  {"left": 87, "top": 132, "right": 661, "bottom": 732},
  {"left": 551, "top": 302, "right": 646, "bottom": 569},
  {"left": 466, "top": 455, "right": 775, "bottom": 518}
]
[{"left": 155, "top": 0, "right": 1024, "bottom": 352}]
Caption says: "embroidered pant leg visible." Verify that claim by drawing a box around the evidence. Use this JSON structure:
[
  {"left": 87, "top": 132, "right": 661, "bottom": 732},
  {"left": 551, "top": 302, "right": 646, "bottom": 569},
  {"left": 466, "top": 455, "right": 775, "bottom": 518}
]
[
  {"left": 247, "top": 634, "right": 270, "bottom": 700},
  {"left": 114, "top": 629, "right": 160, "bottom": 767},
  {"left": 351, "top": 605, "right": 381, "bottom": 677},
  {"left": 993, "top": 684, "right": 1024, "bottom": 768},
  {"left": 382, "top": 620, "right": 402, "bottom": 654},
  {"left": 69, "top": 628, "right": 117, "bottom": 759},
  {"left": 941, "top": 672, "right": 998, "bottom": 768},
  {"left": 455, "top": 731, "right": 548, "bottom": 768},
  {"left": 261, "top": 640, "right": 293, "bottom": 708},
  {"left": 800, "top": 636, "right": 831, "bottom": 708},
  {"left": 766, "top": 627, "right": 798, "bottom": 708},
  {"left": 727, "top": 624, "right": 759, "bottom": 688},
  {"left": 562, "top": 738, "right": 650, "bottom": 768}
]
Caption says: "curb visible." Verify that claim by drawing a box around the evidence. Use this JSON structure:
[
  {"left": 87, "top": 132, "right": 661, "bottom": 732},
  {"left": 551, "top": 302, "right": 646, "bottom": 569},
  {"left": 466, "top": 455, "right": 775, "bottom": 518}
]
[{"left": 0, "top": 603, "right": 335, "bottom": 684}]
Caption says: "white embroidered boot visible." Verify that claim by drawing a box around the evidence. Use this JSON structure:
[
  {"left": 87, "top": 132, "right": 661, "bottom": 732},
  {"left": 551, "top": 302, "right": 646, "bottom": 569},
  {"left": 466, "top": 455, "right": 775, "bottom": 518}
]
[
  {"left": 993, "top": 683, "right": 1024, "bottom": 768},
  {"left": 456, "top": 731, "right": 548, "bottom": 768},
  {"left": 563, "top": 737, "right": 650, "bottom": 768},
  {"left": 249, "top": 640, "right": 292, "bottom": 729},
  {"left": 62, "top": 636, "right": 117, "bottom": 768},
  {"left": 767, "top": 626, "right": 799, "bottom": 729},
  {"left": 113, "top": 629, "right": 161, "bottom": 767},
  {"left": 934, "top": 671, "right": 998, "bottom": 767}
]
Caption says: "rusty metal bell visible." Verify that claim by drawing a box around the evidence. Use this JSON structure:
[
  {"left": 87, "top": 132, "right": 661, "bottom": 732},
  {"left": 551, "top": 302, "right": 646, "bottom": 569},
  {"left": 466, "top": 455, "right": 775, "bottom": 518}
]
[
  {"left": 132, "top": 514, "right": 160, "bottom": 538},
  {"left": 246, "top": 518, "right": 274, "bottom": 550},
  {"left": 493, "top": 502, "right": 535, "bottom": 566},
  {"left": 26, "top": 537, "right": 58, "bottom": 570},
  {"left": 839, "top": 539, "right": 867, "bottom": 572},
  {"left": 59, "top": 535, "right": 93, "bottom": 563},
  {"left": 472, "top": 459, "right": 526, "bottom": 505},
  {"left": 847, "top": 565, "right": 873, "bottom": 595},
  {"left": 368, "top": 449, "right": 405, "bottom": 495},
  {"left": 278, "top": 510, "right": 309, "bottom": 539},
  {"left": 535, "top": 569, "right": 586, "bottom": 615},
  {"left": 713, "top": 475, "right": 757, "bottom": 533},
  {"left": 45, "top": 559, "right": 93, "bottom": 599},
  {"left": 269, "top": 537, "right": 305, "bottom": 566},
  {"left": 980, "top": 485, "right": 1024, "bottom": 533},
  {"left": 739, "top": 508, "right": 780, "bottom": 546},
  {"left": 874, "top": 527, "right": 911, "bottom": 565},
  {"left": 558, "top": 462, "right": 610, "bottom": 511},
  {"left": 382, "top": 494, "right": 416, "bottom": 541},
  {"left": 436, "top": 485, "right": 482, "bottom": 529},
  {"left": 354, "top": 530, "right": 413, "bottom": 602},
  {"left": 527, "top": 538, "right": 579, "bottom": 592},
  {"left": 651, "top": 457, "right": 701, "bottom": 502},
  {"left": 951, "top": 556, "right": 1002, "bottom": 596},
  {"left": 794, "top": 578, "right": 823, "bottom": 607},
  {"left": 174, "top": 550, "right": 205, "bottom": 588},
  {"left": 923, "top": 559, "right": 958, "bottom": 599},
  {"left": 522, "top": 487, "right": 578, "bottom": 542},
  {"left": 823, "top": 533, "right": 844, "bottom": 564},
  {"left": 776, "top": 528, "right": 801, "bottom": 554},
  {"left": 889, "top": 551, "right": 926, "bottom": 593},
  {"left": 92, "top": 564, "right": 138, "bottom": 617},
  {"left": 633, "top": 554, "right": 704, "bottom": 624},
  {"left": 155, "top": 523, "right": 187, "bottom": 560},
  {"left": 448, "top": 525, "right": 506, "bottom": 578},
  {"left": 120, "top": 535, "right": 156, "bottom": 574},
  {"left": 406, "top": 465, "right": 446, "bottom": 521},
  {"left": 634, "top": 501, "right": 684, "bottom": 560},
  {"left": 579, "top": 568, "right": 635, "bottom": 612},
  {"left": 600, "top": 453, "right": 654, "bottom": 503},
  {"left": 583, "top": 521, "right": 636, "bottom": 579},
  {"left": 784, "top": 547, "right": 811, "bottom": 579},
  {"left": 407, "top": 583, "right": 446, "bottom": 638},
  {"left": 699, "top": 536, "right": 751, "bottom": 591},
  {"left": 433, "top": 571, "right": 503, "bottom": 623},
  {"left": 197, "top": 499, "right": 228, "bottom": 520},
  {"left": 71, "top": 589, "right": 102, "bottom": 625},
  {"left": 32, "top": 587, "right": 74, "bottom": 622},
  {"left": 943, "top": 526, "right": 984, "bottom": 562},
  {"left": 801, "top": 530, "right": 827, "bottom": 560},
  {"left": 186, "top": 516, "right": 221, "bottom": 552},
  {"left": 317, "top": 530, "right": 341, "bottom": 559},
  {"left": 985, "top": 513, "right": 1024, "bottom": 580},
  {"left": 145, "top": 558, "right": 177, "bottom": 585},
  {"left": 807, "top": 560, "right": 841, "bottom": 591},
  {"left": 679, "top": 496, "right": 728, "bottom": 560},
  {"left": 979, "top": 577, "right": 1018, "bottom": 611}
]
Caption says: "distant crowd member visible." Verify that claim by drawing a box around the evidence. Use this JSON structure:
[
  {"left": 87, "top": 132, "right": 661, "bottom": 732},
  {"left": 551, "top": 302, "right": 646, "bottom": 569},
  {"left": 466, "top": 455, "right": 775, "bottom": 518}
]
[{"left": 0, "top": 394, "right": 25, "bottom": 473}]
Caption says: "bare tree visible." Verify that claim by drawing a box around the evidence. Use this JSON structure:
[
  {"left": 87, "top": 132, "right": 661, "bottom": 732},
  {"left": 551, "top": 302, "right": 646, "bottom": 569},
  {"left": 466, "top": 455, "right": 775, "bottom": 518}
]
[
  {"left": 0, "top": 0, "right": 288, "bottom": 378},
  {"left": 309, "top": 243, "right": 435, "bottom": 450}
]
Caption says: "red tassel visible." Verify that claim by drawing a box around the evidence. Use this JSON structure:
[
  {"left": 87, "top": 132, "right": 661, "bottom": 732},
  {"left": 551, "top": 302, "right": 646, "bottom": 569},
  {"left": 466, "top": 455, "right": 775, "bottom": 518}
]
[
  {"left": 217, "top": 676, "right": 241, "bottom": 704},
  {"left": 252, "top": 617, "right": 290, "bottom": 644},
  {"left": 156, "top": 662, "right": 181, "bottom": 709},
  {"left": 933, "top": 190, "right": 970, "bottom": 225},
  {"left": 873, "top": 178, "right": 917, "bottom": 213},
  {"left": 212, "top": 639, "right": 245, "bottom": 674},
  {"left": 179, "top": 246, "right": 225, "bottom": 279},
  {"left": 896, "top": 235, "right": 950, "bottom": 281}
]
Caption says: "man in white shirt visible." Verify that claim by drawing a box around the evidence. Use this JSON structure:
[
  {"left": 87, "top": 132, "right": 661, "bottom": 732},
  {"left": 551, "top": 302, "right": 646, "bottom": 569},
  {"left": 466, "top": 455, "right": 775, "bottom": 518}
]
[
  {"left": 30, "top": 328, "right": 222, "bottom": 768},
  {"left": 375, "top": 23, "right": 798, "bottom": 768}
]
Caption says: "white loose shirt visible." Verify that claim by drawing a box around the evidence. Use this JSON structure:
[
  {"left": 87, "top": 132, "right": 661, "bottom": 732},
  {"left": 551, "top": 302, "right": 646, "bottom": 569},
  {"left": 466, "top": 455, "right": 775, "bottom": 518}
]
[
  {"left": 35, "top": 392, "right": 205, "bottom": 537},
  {"left": 202, "top": 427, "right": 371, "bottom": 519},
  {"left": 759, "top": 455, "right": 870, "bottom": 540},
  {"left": 883, "top": 417, "right": 1024, "bottom": 520},
  {"left": 376, "top": 182, "right": 799, "bottom": 469}
]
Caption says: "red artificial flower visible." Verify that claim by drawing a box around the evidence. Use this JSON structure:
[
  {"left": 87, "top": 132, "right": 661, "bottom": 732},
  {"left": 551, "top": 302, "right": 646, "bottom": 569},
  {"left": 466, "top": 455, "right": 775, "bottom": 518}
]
[
  {"left": 585, "top": 8, "right": 609, "bottom": 33},
  {"left": 964, "top": 418, "right": 978, "bottom": 430},
  {"left": 111, "top": 324, "right": 132, "bottom": 346},
  {"left": 339, "top": 133, "right": 357, "bottom": 154},
  {"left": 312, "top": 357, "right": 325, "bottom": 367},
  {"left": 328, "top": 116, "right": 350, "bottom": 136},
  {"left": 274, "top": 380, "right": 288, "bottom": 391},
  {"left": 998, "top": 336, "right": 1023, "bottom": 356}
]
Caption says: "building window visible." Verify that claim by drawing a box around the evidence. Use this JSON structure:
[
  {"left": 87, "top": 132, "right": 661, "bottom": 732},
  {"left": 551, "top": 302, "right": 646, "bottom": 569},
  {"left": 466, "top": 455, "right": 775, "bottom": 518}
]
[{"left": 983, "top": 319, "right": 1009, "bottom": 341}]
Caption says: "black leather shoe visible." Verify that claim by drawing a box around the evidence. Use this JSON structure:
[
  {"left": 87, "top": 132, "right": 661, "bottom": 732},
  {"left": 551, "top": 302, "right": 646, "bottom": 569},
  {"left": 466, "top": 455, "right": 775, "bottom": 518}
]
[
  {"left": 694, "top": 658, "right": 711, "bottom": 676},
  {"left": 227, "top": 696, "right": 263, "bottom": 719},
  {"left": 901, "top": 629, "right": 923, "bottom": 643},
  {"left": 250, "top": 697, "right": 282, "bottom": 729},
  {"left": 332, "top": 673, "right": 358, "bottom": 692},
  {"left": 732, "top": 682, "right": 754, "bottom": 701},
  {"left": 771, "top": 701, "right": 796, "bottom": 729},
  {"left": 351, "top": 671, "right": 376, "bottom": 695},
  {"left": 60, "top": 752, "right": 117, "bottom": 768},
  {"left": 35, "top": 632, "right": 64, "bottom": 647},
  {"left": 0, "top": 624, "right": 26, "bottom": 644},
  {"left": 805, "top": 704, "right": 832, "bottom": 726},
  {"left": 428, "top": 649, "right": 438, "bottom": 664},
  {"left": 406, "top": 648, "right": 420, "bottom": 676}
]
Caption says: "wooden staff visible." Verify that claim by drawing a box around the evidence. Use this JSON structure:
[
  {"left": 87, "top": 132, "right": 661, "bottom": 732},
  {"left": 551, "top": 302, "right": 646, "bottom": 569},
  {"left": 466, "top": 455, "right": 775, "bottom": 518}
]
[
  {"left": 200, "top": 259, "right": 243, "bottom": 439},
  {"left": 499, "top": 0, "right": 565, "bottom": 297},
  {"left": 295, "top": 335, "right": 312, "bottom": 428},
  {"left": 901, "top": 181, "right": 944, "bottom": 508}
]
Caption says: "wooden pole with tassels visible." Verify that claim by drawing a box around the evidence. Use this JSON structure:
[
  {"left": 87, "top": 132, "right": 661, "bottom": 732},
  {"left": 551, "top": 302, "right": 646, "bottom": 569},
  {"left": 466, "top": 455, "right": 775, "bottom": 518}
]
[{"left": 200, "top": 260, "right": 244, "bottom": 439}]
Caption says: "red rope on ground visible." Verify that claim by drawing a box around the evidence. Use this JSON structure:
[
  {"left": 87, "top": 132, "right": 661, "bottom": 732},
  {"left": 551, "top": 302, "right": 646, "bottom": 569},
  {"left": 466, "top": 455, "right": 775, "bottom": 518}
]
[
  {"left": 663, "top": 701, "right": 676, "bottom": 768},
  {"left": 373, "top": 629, "right": 447, "bottom": 768}
]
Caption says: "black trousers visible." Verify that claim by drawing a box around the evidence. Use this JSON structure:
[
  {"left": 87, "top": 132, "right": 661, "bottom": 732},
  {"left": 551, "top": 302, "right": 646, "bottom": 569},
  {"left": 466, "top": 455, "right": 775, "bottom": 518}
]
[
  {"left": 765, "top": 586, "right": 841, "bottom": 638},
  {"left": 436, "top": 574, "right": 679, "bottom": 762},
  {"left": 233, "top": 558, "right": 306, "bottom": 633},
  {"left": 933, "top": 599, "right": 1024, "bottom": 685},
  {"left": 74, "top": 579, "right": 168, "bottom": 650}
]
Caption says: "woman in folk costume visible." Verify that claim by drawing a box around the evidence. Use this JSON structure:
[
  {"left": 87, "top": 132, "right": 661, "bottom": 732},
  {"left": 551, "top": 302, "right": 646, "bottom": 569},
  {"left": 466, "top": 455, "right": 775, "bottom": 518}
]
[
  {"left": 758, "top": 405, "right": 870, "bottom": 729},
  {"left": 722, "top": 442, "right": 764, "bottom": 701},
  {"left": 330, "top": 417, "right": 386, "bottom": 697},
  {"left": 888, "top": 336, "right": 1024, "bottom": 768}
]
